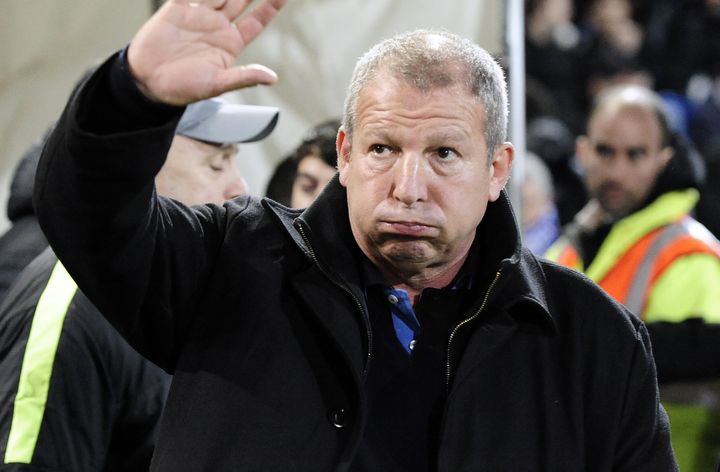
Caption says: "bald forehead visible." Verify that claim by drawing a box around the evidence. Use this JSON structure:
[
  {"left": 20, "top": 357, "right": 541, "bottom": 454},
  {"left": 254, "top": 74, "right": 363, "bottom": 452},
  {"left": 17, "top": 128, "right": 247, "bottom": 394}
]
[
  {"left": 593, "top": 84, "right": 665, "bottom": 117},
  {"left": 589, "top": 87, "right": 670, "bottom": 147},
  {"left": 588, "top": 103, "right": 663, "bottom": 140}
]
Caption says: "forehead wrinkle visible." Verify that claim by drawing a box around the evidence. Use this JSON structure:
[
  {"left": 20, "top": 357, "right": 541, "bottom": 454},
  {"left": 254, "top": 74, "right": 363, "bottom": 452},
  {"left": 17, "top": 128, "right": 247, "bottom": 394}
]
[
  {"left": 359, "top": 104, "right": 477, "bottom": 134},
  {"left": 354, "top": 78, "right": 485, "bottom": 151},
  {"left": 360, "top": 121, "right": 474, "bottom": 149},
  {"left": 426, "top": 128, "right": 472, "bottom": 144},
  {"left": 362, "top": 127, "right": 392, "bottom": 140},
  {"left": 359, "top": 74, "right": 480, "bottom": 115}
]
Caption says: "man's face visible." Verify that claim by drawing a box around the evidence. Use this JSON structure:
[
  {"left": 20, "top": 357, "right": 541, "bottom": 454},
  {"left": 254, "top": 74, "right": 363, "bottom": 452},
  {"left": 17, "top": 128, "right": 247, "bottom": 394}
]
[
  {"left": 337, "top": 73, "right": 512, "bottom": 279},
  {"left": 291, "top": 154, "right": 336, "bottom": 208},
  {"left": 577, "top": 105, "right": 673, "bottom": 219},
  {"left": 157, "top": 135, "right": 249, "bottom": 206}
]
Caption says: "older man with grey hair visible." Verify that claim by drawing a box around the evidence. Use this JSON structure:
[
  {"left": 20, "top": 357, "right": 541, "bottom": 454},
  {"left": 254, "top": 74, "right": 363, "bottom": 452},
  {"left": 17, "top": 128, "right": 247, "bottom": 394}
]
[{"left": 32, "top": 0, "right": 676, "bottom": 470}]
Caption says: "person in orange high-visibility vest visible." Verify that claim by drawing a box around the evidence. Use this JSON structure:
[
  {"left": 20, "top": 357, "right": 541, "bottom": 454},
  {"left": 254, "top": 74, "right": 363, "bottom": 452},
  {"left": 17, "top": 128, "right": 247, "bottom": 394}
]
[{"left": 546, "top": 84, "right": 720, "bottom": 472}]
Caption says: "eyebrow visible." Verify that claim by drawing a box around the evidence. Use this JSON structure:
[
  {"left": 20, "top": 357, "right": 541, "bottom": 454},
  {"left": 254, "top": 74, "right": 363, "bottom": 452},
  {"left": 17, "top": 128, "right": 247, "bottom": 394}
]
[
  {"left": 363, "top": 128, "right": 393, "bottom": 142},
  {"left": 295, "top": 172, "right": 319, "bottom": 181},
  {"left": 627, "top": 146, "right": 648, "bottom": 155},
  {"left": 197, "top": 140, "right": 238, "bottom": 152},
  {"left": 428, "top": 130, "right": 469, "bottom": 143},
  {"left": 594, "top": 142, "right": 649, "bottom": 154}
]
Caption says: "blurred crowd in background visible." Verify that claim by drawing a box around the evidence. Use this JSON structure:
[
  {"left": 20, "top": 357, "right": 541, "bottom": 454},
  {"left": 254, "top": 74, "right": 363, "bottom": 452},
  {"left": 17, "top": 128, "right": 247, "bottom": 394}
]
[{"left": 522, "top": 0, "right": 720, "bottom": 243}]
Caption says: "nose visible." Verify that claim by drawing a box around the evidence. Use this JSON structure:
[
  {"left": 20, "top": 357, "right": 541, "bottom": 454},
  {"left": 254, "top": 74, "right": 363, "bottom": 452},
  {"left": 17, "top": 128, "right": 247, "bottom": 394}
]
[
  {"left": 606, "top": 155, "right": 630, "bottom": 181},
  {"left": 224, "top": 163, "right": 250, "bottom": 200},
  {"left": 392, "top": 152, "right": 427, "bottom": 206}
]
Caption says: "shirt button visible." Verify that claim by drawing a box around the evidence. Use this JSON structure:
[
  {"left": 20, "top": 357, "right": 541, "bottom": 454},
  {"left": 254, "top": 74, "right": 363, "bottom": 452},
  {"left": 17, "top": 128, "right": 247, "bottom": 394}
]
[
  {"left": 329, "top": 408, "right": 347, "bottom": 429},
  {"left": 409, "top": 339, "right": 417, "bottom": 351},
  {"left": 387, "top": 294, "right": 399, "bottom": 304}
]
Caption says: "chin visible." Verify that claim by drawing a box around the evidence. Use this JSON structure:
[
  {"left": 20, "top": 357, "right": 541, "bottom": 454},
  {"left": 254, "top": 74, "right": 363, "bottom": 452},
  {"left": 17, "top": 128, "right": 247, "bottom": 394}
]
[
  {"left": 605, "top": 206, "right": 634, "bottom": 221},
  {"left": 383, "top": 241, "right": 435, "bottom": 264}
]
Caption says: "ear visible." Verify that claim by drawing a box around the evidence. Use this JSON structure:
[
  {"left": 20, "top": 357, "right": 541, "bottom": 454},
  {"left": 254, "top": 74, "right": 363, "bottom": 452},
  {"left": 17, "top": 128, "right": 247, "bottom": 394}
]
[
  {"left": 659, "top": 145, "right": 674, "bottom": 167},
  {"left": 575, "top": 135, "right": 590, "bottom": 168},
  {"left": 488, "top": 142, "right": 514, "bottom": 202},
  {"left": 336, "top": 127, "right": 352, "bottom": 187}
]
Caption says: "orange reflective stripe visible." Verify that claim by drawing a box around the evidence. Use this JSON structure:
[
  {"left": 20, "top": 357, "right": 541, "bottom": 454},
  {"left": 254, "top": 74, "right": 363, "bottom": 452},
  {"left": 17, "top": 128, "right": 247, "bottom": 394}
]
[
  {"left": 648, "top": 235, "right": 720, "bottom": 289},
  {"left": 557, "top": 246, "right": 580, "bottom": 269},
  {"left": 598, "top": 227, "right": 664, "bottom": 306},
  {"left": 600, "top": 218, "right": 720, "bottom": 318}
]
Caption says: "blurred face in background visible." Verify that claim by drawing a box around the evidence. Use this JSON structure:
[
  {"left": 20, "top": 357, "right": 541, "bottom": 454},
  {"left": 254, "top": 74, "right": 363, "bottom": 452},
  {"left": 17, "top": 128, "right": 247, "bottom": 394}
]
[
  {"left": 576, "top": 104, "right": 673, "bottom": 219},
  {"left": 526, "top": 0, "right": 574, "bottom": 43},
  {"left": 291, "top": 154, "right": 337, "bottom": 208},
  {"left": 157, "top": 135, "right": 249, "bottom": 206}
]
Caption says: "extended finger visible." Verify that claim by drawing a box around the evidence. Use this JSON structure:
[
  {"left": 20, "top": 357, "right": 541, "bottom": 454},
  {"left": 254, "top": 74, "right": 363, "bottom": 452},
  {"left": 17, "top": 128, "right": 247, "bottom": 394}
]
[
  {"left": 212, "top": 64, "right": 279, "bottom": 94},
  {"left": 175, "top": 0, "right": 244, "bottom": 16},
  {"left": 206, "top": 0, "right": 228, "bottom": 8},
  {"left": 171, "top": 0, "right": 219, "bottom": 6},
  {"left": 218, "top": 0, "right": 253, "bottom": 20},
  {"left": 233, "top": 0, "right": 287, "bottom": 46}
]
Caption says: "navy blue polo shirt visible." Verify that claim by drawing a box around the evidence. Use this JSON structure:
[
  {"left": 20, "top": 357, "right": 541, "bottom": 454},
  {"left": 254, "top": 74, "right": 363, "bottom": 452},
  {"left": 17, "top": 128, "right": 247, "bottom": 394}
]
[{"left": 350, "top": 238, "right": 482, "bottom": 472}]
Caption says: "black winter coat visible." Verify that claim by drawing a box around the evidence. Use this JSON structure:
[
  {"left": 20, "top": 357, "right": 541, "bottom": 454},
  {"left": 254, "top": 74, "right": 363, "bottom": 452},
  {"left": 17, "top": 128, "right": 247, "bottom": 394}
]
[
  {"left": 0, "top": 130, "right": 50, "bottom": 304},
  {"left": 33, "top": 57, "right": 677, "bottom": 471},
  {"left": 0, "top": 248, "right": 170, "bottom": 470}
]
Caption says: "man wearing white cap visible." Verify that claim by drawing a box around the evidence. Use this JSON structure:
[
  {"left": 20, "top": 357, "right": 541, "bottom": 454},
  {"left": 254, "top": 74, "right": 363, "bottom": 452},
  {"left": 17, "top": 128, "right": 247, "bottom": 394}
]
[
  {"left": 159, "top": 97, "right": 278, "bottom": 205},
  {"left": 0, "top": 97, "right": 277, "bottom": 470}
]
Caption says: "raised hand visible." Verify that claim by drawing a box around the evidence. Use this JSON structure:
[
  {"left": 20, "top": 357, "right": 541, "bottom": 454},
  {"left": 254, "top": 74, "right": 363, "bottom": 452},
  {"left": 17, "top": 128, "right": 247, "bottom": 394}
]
[{"left": 127, "top": 0, "right": 287, "bottom": 105}]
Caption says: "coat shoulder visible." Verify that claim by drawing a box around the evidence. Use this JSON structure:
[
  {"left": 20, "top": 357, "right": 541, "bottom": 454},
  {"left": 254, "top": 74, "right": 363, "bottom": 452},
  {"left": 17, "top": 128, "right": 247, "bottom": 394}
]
[{"left": 537, "top": 256, "right": 646, "bottom": 339}]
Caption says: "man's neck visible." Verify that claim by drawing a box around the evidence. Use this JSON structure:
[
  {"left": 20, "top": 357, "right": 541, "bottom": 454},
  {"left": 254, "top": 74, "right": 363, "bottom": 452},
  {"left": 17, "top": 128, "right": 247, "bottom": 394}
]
[
  {"left": 576, "top": 199, "right": 622, "bottom": 232},
  {"left": 376, "top": 253, "right": 470, "bottom": 305}
]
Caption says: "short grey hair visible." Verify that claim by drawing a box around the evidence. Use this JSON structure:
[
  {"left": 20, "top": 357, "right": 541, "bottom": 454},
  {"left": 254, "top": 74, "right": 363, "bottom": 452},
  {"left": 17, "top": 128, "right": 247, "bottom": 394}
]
[{"left": 342, "top": 29, "right": 508, "bottom": 162}]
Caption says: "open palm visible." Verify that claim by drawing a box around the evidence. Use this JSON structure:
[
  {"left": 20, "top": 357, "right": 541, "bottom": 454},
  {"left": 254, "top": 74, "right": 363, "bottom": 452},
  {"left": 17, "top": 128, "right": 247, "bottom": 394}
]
[{"left": 128, "top": 0, "right": 287, "bottom": 105}]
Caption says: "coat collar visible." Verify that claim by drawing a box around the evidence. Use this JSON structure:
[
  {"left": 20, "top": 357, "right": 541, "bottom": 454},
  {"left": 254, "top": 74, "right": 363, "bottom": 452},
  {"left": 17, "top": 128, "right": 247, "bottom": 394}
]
[{"left": 264, "top": 175, "right": 556, "bottom": 335}]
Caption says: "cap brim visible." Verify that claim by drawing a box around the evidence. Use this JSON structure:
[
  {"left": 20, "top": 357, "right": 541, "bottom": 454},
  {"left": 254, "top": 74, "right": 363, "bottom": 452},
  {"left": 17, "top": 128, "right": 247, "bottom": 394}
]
[{"left": 176, "top": 100, "right": 279, "bottom": 144}]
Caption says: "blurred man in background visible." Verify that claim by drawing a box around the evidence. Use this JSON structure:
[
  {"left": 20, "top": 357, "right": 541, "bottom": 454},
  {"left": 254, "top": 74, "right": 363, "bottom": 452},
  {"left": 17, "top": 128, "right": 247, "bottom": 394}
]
[{"left": 546, "top": 84, "right": 720, "bottom": 471}]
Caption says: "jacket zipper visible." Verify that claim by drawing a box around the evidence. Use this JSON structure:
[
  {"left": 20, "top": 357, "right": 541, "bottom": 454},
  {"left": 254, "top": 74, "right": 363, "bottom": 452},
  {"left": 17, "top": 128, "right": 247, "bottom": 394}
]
[
  {"left": 445, "top": 270, "right": 502, "bottom": 390},
  {"left": 295, "top": 222, "right": 373, "bottom": 376}
]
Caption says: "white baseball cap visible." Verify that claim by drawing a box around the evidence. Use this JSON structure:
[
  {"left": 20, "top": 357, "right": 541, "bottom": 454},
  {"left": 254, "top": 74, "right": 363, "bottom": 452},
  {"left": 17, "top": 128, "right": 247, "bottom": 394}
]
[{"left": 176, "top": 97, "right": 279, "bottom": 144}]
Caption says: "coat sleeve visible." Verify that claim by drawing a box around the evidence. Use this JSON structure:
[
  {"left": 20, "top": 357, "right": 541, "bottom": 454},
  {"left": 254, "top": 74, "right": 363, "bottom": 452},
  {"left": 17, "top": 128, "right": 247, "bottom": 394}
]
[
  {"left": 647, "top": 319, "right": 720, "bottom": 384},
  {"left": 0, "top": 252, "right": 170, "bottom": 470},
  {"left": 33, "top": 53, "right": 231, "bottom": 372},
  {"left": 613, "top": 321, "right": 679, "bottom": 471}
]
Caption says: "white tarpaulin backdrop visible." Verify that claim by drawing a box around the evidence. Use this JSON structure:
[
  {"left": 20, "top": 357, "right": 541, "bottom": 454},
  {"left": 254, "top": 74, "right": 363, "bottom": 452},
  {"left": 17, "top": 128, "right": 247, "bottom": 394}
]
[
  {"left": 0, "top": 0, "right": 504, "bottom": 232},
  {"left": 0, "top": 1, "right": 151, "bottom": 232}
]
